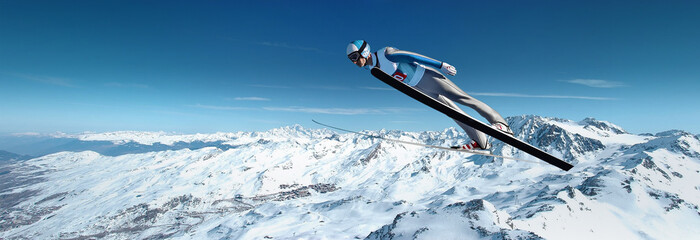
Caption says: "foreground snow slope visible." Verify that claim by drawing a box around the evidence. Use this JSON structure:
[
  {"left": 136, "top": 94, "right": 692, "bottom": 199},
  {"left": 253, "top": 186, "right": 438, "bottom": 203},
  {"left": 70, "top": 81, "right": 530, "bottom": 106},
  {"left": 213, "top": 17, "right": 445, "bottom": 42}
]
[{"left": 0, "top": 115, "right": 698, "bottom": 239}]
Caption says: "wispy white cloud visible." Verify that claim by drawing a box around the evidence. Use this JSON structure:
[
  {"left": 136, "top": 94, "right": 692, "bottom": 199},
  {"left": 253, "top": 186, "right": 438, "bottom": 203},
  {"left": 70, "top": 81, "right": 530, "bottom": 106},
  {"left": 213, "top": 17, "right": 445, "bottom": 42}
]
[
  {"left": 248, "top": 84, "right": 358, "bottom": 91},
  {"left": 305, "top": 86, "right": 352, "bottom": 91},
  {"left": 12, "top": 73, "right": 78, "bottom": 88},
  {"left": 391, "top": 120, "right": 418, "bottom": 124},
  {"left": 562, "top": 79, "right": 625, "bottom": 88},
  {"left": 232, "top": 97, "right": 271, "bottom": 101},
  {"left": 247, "top": 84, "right": 293, "bottom": 89},
  {"left": 150, "top": 110, "right": 203, "bottom": 117},
  {"left": 263, "top": 107, "right": 421, "bottom": 115},
  {"left": 468, "top": 92, "right": 616, "bottom": 100},
  {"left": 188, "top": 104, "right": 255, "bottom": 111},
  {"left": 105, "top": 82, "right": 149, "bottom": 89},
  {"left": 361, "top": 86, "right": 394, "bottom": 91},
  {"left": 189, "top": 103, "right": 421, "bottom": 115},
  {"left": 10, "top": 132, "right": 43, "bottom": 137}
]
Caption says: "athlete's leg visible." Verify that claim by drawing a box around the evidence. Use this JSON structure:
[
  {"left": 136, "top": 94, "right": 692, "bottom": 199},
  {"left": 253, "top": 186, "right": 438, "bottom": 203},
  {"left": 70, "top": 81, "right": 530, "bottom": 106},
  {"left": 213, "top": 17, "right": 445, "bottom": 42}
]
[
  {"left": 416, "top": 69, "right": 508, "bottom": 126},
  {"left": 436, "top": 95, "right": 489, "bottom": 148},
  {"left": 412, "top": 82, "right": 491, "bottom": 148}
]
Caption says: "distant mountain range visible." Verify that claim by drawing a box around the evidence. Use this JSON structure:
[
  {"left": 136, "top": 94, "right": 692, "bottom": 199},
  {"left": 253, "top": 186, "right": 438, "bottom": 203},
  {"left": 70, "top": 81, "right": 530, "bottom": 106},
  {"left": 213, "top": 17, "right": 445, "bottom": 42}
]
[
  {"left": 1, "top": 115, "right": 698, "bottom": 239},
  {"left": 0, "top": 150, "right": 32, "bottom": 163}
]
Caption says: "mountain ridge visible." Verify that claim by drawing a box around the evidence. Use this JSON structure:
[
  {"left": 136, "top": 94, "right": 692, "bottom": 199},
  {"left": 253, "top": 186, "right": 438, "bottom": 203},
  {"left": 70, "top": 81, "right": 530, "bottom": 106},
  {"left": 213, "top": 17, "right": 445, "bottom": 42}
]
[{"left": 1, "top": 115, "right": 698, "bottom": 239}]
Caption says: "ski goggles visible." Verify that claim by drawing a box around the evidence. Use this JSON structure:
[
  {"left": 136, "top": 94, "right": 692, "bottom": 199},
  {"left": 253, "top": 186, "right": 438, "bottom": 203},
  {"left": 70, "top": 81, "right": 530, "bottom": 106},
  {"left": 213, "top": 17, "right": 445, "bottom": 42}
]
[
  {"left": 348, "top": 52, "right": 363, "bottom": 62},
  {"left": 347, "top": 41, "right": 367, "bottom": 62}
]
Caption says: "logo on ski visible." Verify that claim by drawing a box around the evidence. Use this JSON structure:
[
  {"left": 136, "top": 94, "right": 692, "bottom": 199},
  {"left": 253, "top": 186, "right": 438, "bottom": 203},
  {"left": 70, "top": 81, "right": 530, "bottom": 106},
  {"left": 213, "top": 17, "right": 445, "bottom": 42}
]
[{"left": 392, "top": 71, "right": 407, "bottom": 81}]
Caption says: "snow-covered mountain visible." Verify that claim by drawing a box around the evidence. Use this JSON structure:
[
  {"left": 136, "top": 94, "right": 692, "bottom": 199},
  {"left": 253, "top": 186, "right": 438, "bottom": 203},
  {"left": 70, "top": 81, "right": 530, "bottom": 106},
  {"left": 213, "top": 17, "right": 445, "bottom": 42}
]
[{"left": 1, "top": 115, "right": 698, "bottom": 239}]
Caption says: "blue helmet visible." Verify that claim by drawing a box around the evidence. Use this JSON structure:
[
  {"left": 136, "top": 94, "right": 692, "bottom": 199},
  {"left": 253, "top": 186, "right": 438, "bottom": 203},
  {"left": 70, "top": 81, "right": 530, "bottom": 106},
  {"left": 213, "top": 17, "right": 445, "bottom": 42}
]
[{"left": 346, "top": 40, "right": 370, "bottom": 61}]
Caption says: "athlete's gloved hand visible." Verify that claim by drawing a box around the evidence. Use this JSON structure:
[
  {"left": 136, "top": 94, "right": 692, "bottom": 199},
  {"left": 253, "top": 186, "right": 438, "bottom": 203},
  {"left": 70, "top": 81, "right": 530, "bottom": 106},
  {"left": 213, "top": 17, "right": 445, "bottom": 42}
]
[{"left": 440, "top": 62, "right": 457, "bottom": 76}]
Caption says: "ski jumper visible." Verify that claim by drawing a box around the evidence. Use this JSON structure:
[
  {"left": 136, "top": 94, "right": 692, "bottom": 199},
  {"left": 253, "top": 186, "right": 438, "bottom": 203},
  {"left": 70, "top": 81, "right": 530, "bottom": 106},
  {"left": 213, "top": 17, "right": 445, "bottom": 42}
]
[{"left": 372, "top": 47, "right": 508, "bottom": 148}]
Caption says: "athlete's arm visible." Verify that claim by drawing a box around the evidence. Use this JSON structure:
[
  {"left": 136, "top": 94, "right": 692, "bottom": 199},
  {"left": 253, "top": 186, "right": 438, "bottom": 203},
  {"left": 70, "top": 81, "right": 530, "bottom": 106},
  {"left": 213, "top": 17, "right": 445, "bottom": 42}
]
[{"left": 384, "top": 47, "right": 443, "bottom": 68}]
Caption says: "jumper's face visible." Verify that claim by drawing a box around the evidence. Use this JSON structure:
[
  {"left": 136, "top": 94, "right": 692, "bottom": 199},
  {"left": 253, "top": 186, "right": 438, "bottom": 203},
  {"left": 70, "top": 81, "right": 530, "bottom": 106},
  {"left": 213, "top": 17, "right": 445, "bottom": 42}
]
[
  {"left": 352, "top": 56, "right": 367, "bottom": 67},
  {"left": 348, "top": 50, "right": 367, "bottom": 68}
]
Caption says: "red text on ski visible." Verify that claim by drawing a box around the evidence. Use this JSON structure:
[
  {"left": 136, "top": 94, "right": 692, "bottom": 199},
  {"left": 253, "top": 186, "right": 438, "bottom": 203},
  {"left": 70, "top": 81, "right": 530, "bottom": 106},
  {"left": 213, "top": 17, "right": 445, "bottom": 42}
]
[{"left": 392, "top": 70, "right": 407, "bottom": 82}]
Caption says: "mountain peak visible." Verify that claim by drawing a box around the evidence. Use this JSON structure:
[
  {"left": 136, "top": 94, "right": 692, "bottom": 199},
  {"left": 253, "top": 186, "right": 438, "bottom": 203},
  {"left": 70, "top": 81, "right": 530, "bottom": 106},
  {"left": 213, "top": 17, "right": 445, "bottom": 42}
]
[
  {"left": 579, "top": 117, "right": 627, "bottom": 134},
  {"left": 655, "top": 129, "right": 693, "bottom": 137}
]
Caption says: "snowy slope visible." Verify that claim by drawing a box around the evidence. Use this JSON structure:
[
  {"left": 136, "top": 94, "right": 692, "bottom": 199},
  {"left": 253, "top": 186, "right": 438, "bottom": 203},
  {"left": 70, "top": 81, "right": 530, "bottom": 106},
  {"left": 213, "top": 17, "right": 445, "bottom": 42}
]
[{"left": 0, "top": 115, "right": 698, "bottom": 239}]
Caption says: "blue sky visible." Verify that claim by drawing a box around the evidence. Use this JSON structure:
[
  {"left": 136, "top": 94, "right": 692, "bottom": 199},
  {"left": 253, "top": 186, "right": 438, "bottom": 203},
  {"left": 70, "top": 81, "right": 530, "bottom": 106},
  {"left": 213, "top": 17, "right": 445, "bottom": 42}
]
[{"left": 1, "top": 0, "right": 699, "bottom": 135}]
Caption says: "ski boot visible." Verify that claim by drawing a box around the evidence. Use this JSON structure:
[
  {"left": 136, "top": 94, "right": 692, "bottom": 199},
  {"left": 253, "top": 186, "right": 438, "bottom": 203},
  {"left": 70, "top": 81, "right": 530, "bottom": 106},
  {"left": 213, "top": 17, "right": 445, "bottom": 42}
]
[
  {"left": 492, "top": 122, "right": 514, "bottom": 136},
  {"left": 451, "top": 140, "right": 491, "bottom": 154}
]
